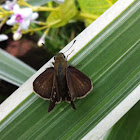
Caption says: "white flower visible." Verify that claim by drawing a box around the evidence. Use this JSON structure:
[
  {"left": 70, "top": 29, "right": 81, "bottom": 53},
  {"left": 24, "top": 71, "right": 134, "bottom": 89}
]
[
  {"left": 1, "top": 0, "right": 17, "bottom": 10},
  {"left": 6, "top": 5, "right": 39, "bottom": 30},
  {"left": 0, "top": 34, "right": 8, "bottom": 42}
]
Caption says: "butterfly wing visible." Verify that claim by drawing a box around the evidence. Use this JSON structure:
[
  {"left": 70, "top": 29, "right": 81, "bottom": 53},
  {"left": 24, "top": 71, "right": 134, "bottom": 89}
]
[
  {"left": 33, "top": 67, "right": 61, "bottom": 112},
  {"left": 66, "top": 91, "right": 76, "bottom": 110},
  {"left": 48, "top": 75, "right": 61, "bottom": 112},
  {"left": 33, "top": 67, "right": 54, "bottom": 99},
  {"left": 66, "top": 66, "right": 93, "bottom": 100}
]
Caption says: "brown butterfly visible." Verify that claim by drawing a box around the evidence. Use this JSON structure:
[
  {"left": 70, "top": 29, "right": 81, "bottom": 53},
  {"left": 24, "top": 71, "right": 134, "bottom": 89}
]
[{"left": 33, "top": 41, "right": 93, "bottom": 112}]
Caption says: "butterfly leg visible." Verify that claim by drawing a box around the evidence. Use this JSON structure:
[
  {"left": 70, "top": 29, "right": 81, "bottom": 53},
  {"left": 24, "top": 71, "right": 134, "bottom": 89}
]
[
  {"left": 71, "top": 101, "right": 76, "bottom": 110},
  {"left": 66, "top": 91, "right": 76, "bottom": 110}
]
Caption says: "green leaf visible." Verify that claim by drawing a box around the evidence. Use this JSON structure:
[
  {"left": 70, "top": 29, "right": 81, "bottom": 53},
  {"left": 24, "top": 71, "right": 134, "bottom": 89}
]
[
  {"left": 77, "top": 0, "right": 117, "bottom": 26},
  {"left": 47, "top": 0, "right": 78, "bottom": 28},
  {"left": 0, "top": 49, "right": 35, "bottom": 86},
  {"left": 105, "top": 101, "right": 140, "bottom": 140},
  {"left": 0, "top": 1, "right": 139, "bottom": 139}
]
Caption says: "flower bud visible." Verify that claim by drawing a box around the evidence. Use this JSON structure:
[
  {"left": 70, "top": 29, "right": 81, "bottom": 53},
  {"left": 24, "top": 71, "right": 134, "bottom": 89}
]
[
  {"left": 37, "top": 38, "right": 45, "bottom": 47},
  {"left": 37, "top": 34, "right": 46, "bottom": 47},
  {"left": 13, "top": 30, "right": 22, "bottom": 40}
]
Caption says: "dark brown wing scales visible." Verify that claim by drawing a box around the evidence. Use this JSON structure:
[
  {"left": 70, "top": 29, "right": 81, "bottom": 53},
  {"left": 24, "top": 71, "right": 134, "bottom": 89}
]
[
  {"left": 33, "top": 67, "right": 54, "bottom": 99},
  {"left": 66, "top": 66, "right": 92, "bottom": 100},
  {"left": 33, "top": 64, "right": 92, "bottom": 112}
]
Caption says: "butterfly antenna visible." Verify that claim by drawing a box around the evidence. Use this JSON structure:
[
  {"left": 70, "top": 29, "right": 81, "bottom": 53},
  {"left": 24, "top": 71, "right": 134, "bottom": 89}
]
[
  {"left": 67, "top": 49, "right": 74, "bottom": 58},
  {"left": 63, "top": 40, "right": 76, "bottom": 54},
  {"left": 63, "top": 40, "right": 76, "bottom": 58},
  {"left": 42, "top": 43, "right": 45, "bottom": 48}
]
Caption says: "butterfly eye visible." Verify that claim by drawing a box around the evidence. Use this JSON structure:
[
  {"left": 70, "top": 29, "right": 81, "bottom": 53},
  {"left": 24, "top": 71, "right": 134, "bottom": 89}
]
[
  {"left": 61, "top": 53, "right": 65, "bottom": 58},
  {"left": 63, "top": 54, "right": 66, "bottom": 58}
]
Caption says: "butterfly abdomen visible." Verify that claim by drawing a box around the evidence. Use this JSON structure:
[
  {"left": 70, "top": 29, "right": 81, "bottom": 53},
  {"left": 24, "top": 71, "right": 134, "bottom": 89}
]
[{"left": 56, "top": 63, "right": 68, "bottom": 100}]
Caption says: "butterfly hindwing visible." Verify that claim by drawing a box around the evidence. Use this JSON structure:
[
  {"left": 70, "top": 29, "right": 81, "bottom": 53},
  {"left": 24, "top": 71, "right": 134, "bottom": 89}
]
[
  {"left": 48, "top": 75, "right": 61, "bottom": 112},
  {"left": 66, "top": 66, "right": 92, "bottom": 100}
]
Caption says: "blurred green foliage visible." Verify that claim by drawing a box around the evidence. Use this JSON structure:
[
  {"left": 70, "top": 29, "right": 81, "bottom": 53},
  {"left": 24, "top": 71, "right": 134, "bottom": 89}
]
[{"left": 35, "top": 0, "right": 117, "bottom": 53}]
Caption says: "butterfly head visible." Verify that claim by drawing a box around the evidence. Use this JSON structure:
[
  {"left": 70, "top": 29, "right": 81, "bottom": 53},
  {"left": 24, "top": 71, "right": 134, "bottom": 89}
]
[{"left": 54, "top": 53, "right": 67, "bottom": 62}]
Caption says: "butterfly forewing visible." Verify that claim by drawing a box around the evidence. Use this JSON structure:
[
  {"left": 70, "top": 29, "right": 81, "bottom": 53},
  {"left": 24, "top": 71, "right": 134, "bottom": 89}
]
[
  {"left": 66, "top": 66, "right": 92, "bottom": 100},
  {"left": 33, "top": 67, "right": 54, "bottom": 99}
]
